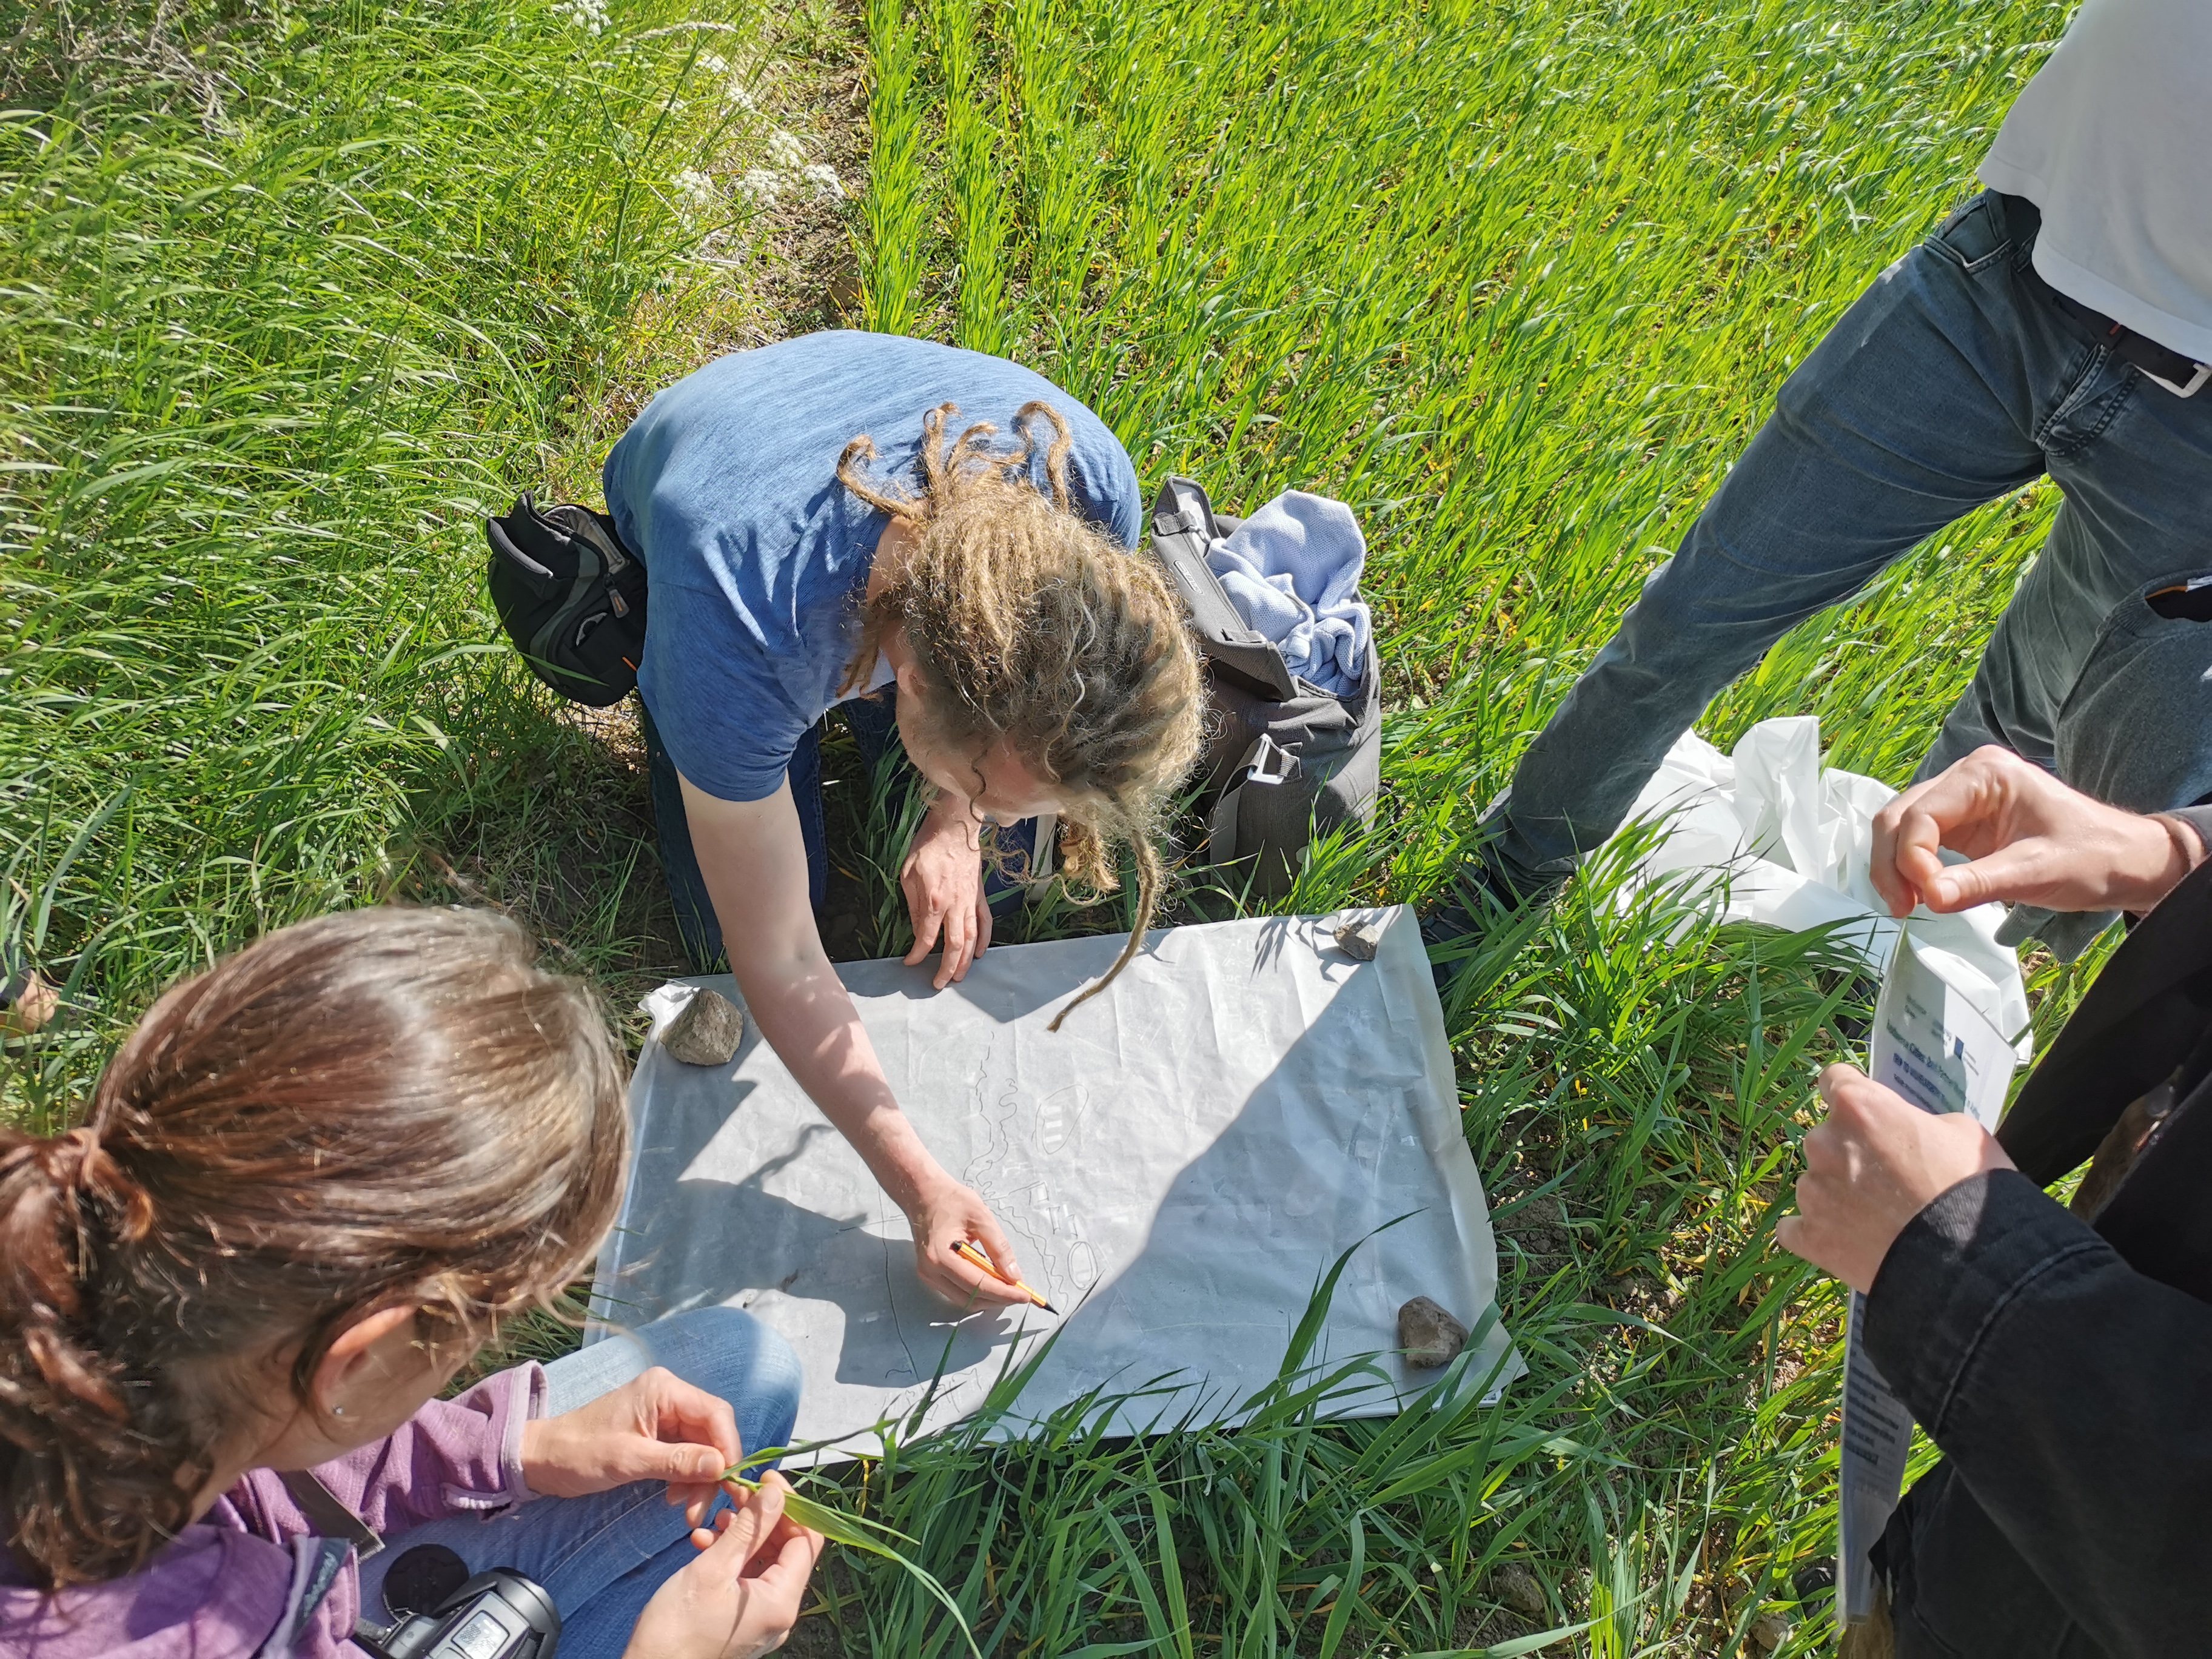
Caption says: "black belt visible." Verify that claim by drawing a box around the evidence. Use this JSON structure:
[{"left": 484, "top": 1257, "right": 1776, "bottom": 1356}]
[
  {"left": 1994, "top": 192, "right": 2209, "bottom": 397},
  {"left": 2043, "top": 283, "right": 2210, "bottom": 398}
]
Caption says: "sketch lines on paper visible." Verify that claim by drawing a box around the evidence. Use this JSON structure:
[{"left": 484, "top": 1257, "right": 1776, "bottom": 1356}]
[{"left": 953, "top": 1037, "right": 1104, "bottom": 1308}]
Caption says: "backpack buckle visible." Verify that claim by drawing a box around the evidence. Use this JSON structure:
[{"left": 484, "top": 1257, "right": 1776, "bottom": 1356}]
[{"left": 1241, "top": 734, "right": 1299, "bottom": 788}]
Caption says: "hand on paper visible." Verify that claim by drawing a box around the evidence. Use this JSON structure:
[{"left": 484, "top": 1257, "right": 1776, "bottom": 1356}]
[
  {"left": 1777, "top": 1063, "right": 2016, "bottom": 1295},
  {"left": 623, "top": 1472, "right": 824, "bottom": 1659},
  {"left": 519, "top": 1367, "right": 740, "bottom": 1528},
  {"left": 1870, "top": 745, "right": 2199, "bottom": 919},
  {"left": 910, "top": 1173, "right": 1032, "bottom": 1307},
  {"left": 902, "top": 794, "right": 993, "bottom": 989}
]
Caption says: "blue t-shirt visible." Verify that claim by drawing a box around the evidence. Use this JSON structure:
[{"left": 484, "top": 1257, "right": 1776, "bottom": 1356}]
[{"left": 604, "top": 332, "right": 1144, "bottom": 803}]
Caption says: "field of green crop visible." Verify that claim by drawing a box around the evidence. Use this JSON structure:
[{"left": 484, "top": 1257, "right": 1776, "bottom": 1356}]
[{"left": 2, "top": 0, "right": 2093, "bottom": 1654}]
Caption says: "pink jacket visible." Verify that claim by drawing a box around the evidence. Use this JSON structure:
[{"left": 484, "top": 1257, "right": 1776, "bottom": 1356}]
[{"left": 0, "top": 1364, "right": 545, "bottom": 1658}]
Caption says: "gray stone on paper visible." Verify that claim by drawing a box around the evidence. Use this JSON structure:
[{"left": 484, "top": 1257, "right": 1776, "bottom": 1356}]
[
  {"left": 1327, "top": 916, "right": 1380, "bottom": 968},
  {"left": 1397, "top": 1295, "right": 1469, "bottom": 1367},
  {"left": 660, "top": 985, "right": 746, "bottom": 1066},
  {"left": 1333, "top": 913, "right": 1386, "bottom": 961}
]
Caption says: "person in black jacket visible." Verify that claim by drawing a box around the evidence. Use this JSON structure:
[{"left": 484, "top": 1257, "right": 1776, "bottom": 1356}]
[{"left": 1779, "top": 743, "right": 2212, "bottom": 1657}]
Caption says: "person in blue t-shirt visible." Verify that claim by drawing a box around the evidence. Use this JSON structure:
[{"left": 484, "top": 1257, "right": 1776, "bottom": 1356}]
[{"left": 603, "top": 331, "right": 1204, "bottom": 1307}]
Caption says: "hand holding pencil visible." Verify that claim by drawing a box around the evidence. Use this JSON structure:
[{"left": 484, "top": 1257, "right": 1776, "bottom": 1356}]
[
  {"left": 909, "top": 1175, "right": 1032, "bottom": 1307},
  {"left": 951, "top": 1239, "right": 1057, "bottom": 1312}
]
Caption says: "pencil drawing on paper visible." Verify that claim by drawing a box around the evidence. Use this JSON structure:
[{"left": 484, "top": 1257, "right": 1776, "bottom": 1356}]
[
  {"left": 948, "top": 1041, "right": 1104, "bottom": 1314},
  {"left": 600, "top": 915, "right": 1510, "bottom": 1459}
]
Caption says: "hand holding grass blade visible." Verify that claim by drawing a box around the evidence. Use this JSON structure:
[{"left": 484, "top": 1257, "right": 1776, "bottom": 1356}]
[
  {"left": 719, "top": 1469, "right": 982, "bottom": 1658},
  {"left": 646, "top": 1472, "right": 820, "bottom": 1659}
]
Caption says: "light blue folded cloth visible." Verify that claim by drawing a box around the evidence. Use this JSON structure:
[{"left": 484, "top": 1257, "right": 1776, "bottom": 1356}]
[{"left": 1205, "top": 491, "right": 1372, "bottom": 697}]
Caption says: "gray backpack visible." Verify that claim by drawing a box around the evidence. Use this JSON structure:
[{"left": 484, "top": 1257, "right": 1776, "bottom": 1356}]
[{"left": 1149, "top": 476, "right": 1382, "bottom": 899}]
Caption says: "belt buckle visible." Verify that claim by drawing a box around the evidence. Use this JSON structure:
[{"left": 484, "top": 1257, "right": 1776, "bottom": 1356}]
[{"left": 2144, "top": 360, "right": 2210, "bottom": 398}]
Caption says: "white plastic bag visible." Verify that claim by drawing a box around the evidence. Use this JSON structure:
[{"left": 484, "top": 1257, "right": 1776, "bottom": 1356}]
[{"left": 1614, "top": 716, "right": 2032, "bottom": 1061}]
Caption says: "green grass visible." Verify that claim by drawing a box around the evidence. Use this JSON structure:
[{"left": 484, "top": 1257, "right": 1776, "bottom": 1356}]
[
  {"left": 0, "top": 0, "right": 831, "bottom": 1116},
  {"left": 2, "top": 0, "right": 2113, "bottom": 1652},
  {"left": 798, "top": 1, "right": 2103, "bottom": 1649}
]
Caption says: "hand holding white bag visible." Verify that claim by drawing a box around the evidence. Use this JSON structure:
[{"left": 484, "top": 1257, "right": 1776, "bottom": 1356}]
[{"left": 1613, "top": 716, "right": 2032, "bottom": 1061}]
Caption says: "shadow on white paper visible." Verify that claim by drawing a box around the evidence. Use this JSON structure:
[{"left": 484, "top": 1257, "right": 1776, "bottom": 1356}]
[{"left": 589, "top": 907, "right": 1519, "bottom": 1461}]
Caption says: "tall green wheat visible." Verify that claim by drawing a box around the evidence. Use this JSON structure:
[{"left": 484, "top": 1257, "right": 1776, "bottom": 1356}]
[
  {"left": 1, "top": 0, "right": 2100, "bottom": 1650},
  {"left": 830, "top": 0, "right": 2080, "bottom": 1652}
]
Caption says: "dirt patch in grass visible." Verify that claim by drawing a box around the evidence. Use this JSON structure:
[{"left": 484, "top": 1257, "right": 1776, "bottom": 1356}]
[{"left": 405, "top": 0, "right": 888, "bottom": 1014}]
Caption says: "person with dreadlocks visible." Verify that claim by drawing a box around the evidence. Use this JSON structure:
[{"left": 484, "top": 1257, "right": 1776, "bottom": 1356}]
[{"left": 602, "top": 332, "right": 1204, "bottom": 1308}]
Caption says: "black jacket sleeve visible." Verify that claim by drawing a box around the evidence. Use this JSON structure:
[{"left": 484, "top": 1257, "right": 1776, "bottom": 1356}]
[{"left": 1865, "top": 1168, "right": 2212, "bottom": 1655}]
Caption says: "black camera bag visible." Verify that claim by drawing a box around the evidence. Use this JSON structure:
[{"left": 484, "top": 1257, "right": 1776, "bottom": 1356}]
[
  {"left": 1149, "top": 475, "right": 1382, "bottom": 899},
  {"left": 485, "top": 492, "right": 648, "bottom": 708}
]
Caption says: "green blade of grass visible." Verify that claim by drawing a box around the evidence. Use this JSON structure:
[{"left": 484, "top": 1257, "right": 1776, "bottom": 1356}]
[{"left": 720, "top": 1473, "right": 983, "bottom": 1659}]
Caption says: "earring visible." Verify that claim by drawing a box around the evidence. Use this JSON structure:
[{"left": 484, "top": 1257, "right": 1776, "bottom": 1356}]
[{"left": 331, "top": 1405, "right": 346, "bottom": 1418}]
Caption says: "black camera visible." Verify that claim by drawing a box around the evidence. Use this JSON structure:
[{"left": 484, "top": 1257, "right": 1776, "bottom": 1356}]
[{"left": 356, "top": 1544, "right": 560, "bottom": 1659}]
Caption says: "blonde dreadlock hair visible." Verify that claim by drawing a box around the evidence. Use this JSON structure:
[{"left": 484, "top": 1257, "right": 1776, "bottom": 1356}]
[{"left": 838, "top": 400, "right": 1204, "bottom": 1030}]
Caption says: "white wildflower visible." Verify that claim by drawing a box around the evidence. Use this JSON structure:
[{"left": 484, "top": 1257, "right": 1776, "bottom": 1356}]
[
  {"left": 550, "top": 0, "right": 608, "bottom": 34},
  {"left": 694, "top": 50, "right": 762, "bottom": 116},
  {"left": 801, "top": 162, "right": 844, "bottom": 200},
  {"left": 673, "top": 168, "right": 717, "bottom": 209},
  {"left": 736, "top": 169, "right": 783, "bottom": 208},
  {"left": 766, "top": 128, "right": 807, "bottom": 172}
]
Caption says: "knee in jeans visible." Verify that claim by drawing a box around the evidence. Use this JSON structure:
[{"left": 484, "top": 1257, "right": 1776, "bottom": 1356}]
[
  {"left": 656, "top": 1305, "right": 803, "bottom": 1419},
  {"left": 743, "top": 1316, "right": 804, "bottom": 1420}
]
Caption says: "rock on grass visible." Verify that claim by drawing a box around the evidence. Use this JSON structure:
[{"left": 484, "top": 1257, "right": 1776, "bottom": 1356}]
[
  {"left": 1748, "top": 1610, "right": 1793, "bottom": 1652},
  {"left": 1491, "top": 1561, "right": 1547, "bottom": 1618}
]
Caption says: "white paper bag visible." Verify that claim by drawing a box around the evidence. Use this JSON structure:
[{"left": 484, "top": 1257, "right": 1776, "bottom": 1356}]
[{"left": 1837, "top": 934, "right": 2016, "bottom": 1626}]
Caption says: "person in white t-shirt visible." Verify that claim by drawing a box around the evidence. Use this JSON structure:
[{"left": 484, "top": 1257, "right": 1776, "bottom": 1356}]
[{"left": 1426, "top": 0, "right": 2212, "bottom": 975}]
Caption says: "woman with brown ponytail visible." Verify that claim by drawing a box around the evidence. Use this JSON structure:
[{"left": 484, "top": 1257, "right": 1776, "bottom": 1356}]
[
  {"left": 602, "top": 332, "right": 1204, "bottom": 1309},
  {"left": 0, "top": 908, "right": 824, "bottom": 1658}
]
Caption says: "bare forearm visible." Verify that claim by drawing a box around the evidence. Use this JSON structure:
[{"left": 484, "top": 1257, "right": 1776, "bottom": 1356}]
[
  {"left": 672, "top": 771, "right": 1025, "bottom": 1304},
  {"left": 733, "top": 944, "right": 945, "bottom": 1209},
  {"left": 728, "top": 941, "right": 1025, "bottom": 1300},
  {"left": 2142, "top": 811, "right": 2209, "bottom": 910},
  {"left": 672, "top": 773, "right": 950, "bottom": 1208},
  {"left": 1872, "top": 747, "right": 2211, "bottom": 918}
]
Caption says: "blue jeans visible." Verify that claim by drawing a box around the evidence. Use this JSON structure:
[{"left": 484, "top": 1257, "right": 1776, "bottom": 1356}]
[
  {"left": 642, "top": 691, "right": 1041, "bottom": 973},
  {"left": 1489, "top": 191, "right": 2212, "bottom": 949},
  {"left": 355, "top": 1308, "right": 802, "bottom": 1659},
  {"left": 641, "top": 690, "right": 902, "bottom": 967}
]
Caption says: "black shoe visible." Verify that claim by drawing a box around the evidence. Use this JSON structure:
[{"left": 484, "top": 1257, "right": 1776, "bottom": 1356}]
[
  {"left": 1790, "top": 1557, "right": 1837, "bottom": 1606},
  {"left": 1823, "top": 970, "right": 1880, "bottom": 1045},
  {"left": 1419, "top": 863, "right": 1561, "bottom": 993}
]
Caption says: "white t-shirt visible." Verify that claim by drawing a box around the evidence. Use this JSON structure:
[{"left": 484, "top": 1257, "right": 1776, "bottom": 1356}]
[{"left": 1977, "top": 0, "right": 2211, "bottom": 366}]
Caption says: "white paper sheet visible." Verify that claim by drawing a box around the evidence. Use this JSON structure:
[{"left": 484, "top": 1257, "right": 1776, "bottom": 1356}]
[
  {"left": 588, "top": 906, "right": 1518, "bottom": 1460},
  {"left": 1615, "top": 716, "right": 2032, "bottom": 1061},
  {"left": 1837, "top": 933, "right": 2015, "bottom": 1627}
]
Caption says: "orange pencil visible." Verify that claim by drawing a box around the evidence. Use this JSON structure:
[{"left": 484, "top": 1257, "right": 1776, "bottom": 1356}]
[{"left": 951, "top": 1239, "right": 1057, "bottom": 1312}]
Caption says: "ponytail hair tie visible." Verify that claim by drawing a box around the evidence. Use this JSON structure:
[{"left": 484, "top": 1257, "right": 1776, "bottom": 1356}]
[{"left": 42, "top": 1124, "right": 156, "bottom": 1259}]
